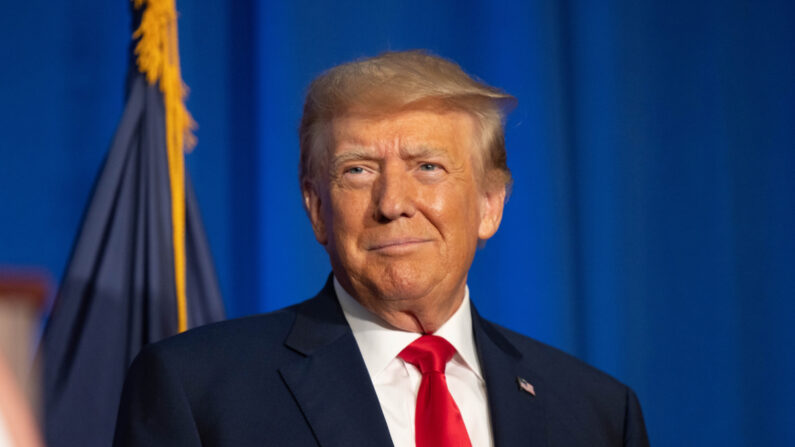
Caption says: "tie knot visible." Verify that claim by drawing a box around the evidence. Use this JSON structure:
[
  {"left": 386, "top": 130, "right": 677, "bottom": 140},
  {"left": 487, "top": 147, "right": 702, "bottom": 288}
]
[{"left": 398, "top": 335, "right": 456, "bottom": 374}]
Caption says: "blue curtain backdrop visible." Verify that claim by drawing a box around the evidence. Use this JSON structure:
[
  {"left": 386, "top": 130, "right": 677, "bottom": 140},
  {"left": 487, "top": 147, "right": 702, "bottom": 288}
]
[{"left": 1, "top": 1, "right": 793, "bottom": 445}]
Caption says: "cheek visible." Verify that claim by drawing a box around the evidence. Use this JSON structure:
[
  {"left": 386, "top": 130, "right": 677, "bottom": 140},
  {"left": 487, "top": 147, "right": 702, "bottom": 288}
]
[
  {"left": 424, "top": 187, "right": 481, "bottom": 239},
  {"left": 328, "top": 191, "right": 369, "bottom": 243}
]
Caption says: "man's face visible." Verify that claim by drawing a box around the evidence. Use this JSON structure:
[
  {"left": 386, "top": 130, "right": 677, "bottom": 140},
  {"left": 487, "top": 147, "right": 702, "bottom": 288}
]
[{"left": 305, "top": 109, "right": 505, "bottom": 321}]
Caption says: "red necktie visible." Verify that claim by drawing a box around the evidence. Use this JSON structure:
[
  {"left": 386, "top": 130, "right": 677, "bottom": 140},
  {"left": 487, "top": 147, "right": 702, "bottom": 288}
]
[{"left": 399, "top": 335, "right": 473, "bottom": 447}]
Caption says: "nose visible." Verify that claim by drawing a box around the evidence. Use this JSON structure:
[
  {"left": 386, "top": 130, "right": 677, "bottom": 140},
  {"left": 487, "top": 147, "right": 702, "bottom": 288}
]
[{"left": 374, "top": 166, "right": 417, "bottom": 222}]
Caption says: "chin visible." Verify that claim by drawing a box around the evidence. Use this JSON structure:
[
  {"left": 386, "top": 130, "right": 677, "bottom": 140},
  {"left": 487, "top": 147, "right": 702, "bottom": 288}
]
[{"left": 368, "top": 262, "right": 441, "bottom": 301}]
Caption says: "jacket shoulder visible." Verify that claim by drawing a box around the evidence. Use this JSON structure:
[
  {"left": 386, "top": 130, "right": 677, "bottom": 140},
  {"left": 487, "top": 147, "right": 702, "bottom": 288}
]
[
  {"left": 487, "top": 321, "right": 630, "bottom": 395},
  {"left": 482, "top": 321, "right": 649, "bottom": 446},
  {"left": 116, "top": 301, "right": 325, "bottom": 446},
  {"left": 134, "top": 303, "right": 304, "bottom": 377}
]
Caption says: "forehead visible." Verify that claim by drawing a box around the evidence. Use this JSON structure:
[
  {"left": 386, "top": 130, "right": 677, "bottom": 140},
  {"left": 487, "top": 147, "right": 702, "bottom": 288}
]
[{"left": 329, "top": 109, "right": 477, "bottom": 154}]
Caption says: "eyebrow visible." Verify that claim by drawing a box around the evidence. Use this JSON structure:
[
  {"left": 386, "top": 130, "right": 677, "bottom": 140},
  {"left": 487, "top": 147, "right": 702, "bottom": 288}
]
[{"left": 399, "top": 145, "right": 447, "bottom": 160}]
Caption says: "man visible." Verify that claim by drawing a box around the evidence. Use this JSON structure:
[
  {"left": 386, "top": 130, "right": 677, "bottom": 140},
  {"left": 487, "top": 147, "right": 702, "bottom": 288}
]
[{"left": 114, "top": 51, "right": 649, "bottom": 446}]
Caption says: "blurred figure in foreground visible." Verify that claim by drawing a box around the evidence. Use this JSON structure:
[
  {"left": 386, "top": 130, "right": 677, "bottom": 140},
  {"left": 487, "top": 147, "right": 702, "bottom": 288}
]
[{"left": 0, "top": 353, "right": 42, "bottom": 447}]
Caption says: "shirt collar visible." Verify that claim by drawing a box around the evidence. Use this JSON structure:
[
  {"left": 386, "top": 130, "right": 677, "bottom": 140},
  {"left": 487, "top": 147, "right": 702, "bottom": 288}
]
[{"left": 334, "top": 276, "right": 483, "bottom": 381}]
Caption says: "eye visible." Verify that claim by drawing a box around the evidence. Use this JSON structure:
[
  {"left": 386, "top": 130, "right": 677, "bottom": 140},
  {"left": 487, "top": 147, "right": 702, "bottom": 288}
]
[
  {"left": 345, "top": 166, "right": 365, "bottom": 174},
  {"left": 419, "top": 163, "right": 439, "bottom": 171}
]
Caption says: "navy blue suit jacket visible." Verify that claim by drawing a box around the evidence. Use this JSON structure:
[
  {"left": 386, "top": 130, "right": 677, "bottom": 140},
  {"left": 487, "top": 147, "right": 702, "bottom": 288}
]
[{"left": 113, "top": 277, "right": 649, "bottom": 446}]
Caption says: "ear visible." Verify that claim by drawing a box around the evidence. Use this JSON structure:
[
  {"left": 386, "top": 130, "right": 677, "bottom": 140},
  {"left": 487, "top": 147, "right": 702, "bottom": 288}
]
[
  {"left": 303, "top": 181, "right": 328, "bottom": 245},
  {"left": 477, "top": 185, "right": 506, "bottom": 240}
]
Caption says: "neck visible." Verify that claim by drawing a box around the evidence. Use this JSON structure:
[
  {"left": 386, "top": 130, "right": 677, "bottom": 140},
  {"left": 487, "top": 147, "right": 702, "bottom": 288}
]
[
  {"left": 335, "top": 276, "right": 466, "bottom": 333},
  {"left": 371, "top": 296, "right": 464, "bottom": 333}
]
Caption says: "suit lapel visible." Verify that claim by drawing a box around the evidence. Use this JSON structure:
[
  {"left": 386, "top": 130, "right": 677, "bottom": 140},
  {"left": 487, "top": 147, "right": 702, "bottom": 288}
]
[
  {"left": 473, "top": 307, "right": 550, "bottom": 447},
  {"left": 279, "top": 277, "right": 394, "bottom": 447}
]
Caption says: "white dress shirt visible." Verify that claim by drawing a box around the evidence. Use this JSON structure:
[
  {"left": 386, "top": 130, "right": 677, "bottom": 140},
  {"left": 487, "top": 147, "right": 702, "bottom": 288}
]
[{"left": 334, "top": 277, "right": 494, "bottom": 447}]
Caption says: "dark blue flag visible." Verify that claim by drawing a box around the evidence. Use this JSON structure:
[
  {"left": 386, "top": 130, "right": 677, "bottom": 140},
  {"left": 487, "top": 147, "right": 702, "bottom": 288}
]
[{"left": 40, "top": 2, "right": 225, "bottom": 446}]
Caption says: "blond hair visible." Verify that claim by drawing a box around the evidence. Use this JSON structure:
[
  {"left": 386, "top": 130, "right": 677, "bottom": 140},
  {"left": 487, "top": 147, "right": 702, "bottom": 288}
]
[{"left": 299, "top": 50, "right": 516, "bottom": 192}]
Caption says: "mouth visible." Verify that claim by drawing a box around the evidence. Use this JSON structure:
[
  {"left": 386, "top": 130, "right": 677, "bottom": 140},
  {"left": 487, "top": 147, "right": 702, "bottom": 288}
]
[{"left": 367, "top": 238, "right": 432, "bottom": 254}]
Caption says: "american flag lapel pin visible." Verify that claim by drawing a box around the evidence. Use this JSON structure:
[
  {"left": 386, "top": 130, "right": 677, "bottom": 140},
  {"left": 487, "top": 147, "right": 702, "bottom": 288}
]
[{"left": 517, "top": 376, "right": 536, "bottom": 397}]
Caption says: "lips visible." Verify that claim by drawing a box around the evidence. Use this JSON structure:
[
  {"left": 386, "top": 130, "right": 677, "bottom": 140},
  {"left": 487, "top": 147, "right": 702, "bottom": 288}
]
[{"left": 367, "top": 237, "right": 432, "bottom": 252}]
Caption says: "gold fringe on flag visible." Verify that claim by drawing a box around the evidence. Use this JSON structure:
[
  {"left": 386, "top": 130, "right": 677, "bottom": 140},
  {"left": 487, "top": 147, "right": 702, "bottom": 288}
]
[{"left": 131, "top": 0, "right": 195, "bottom": 333}]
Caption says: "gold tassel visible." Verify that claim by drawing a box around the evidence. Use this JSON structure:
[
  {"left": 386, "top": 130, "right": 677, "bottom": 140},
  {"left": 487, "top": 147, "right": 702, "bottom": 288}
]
[{"left": 132, "top": 0, "right": 195, "bottom": 333}]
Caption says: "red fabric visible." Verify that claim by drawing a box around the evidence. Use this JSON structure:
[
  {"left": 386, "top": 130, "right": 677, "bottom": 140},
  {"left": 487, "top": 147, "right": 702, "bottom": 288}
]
[{"left": 399, "top": 335, "right": 472, "bottom": 447}]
